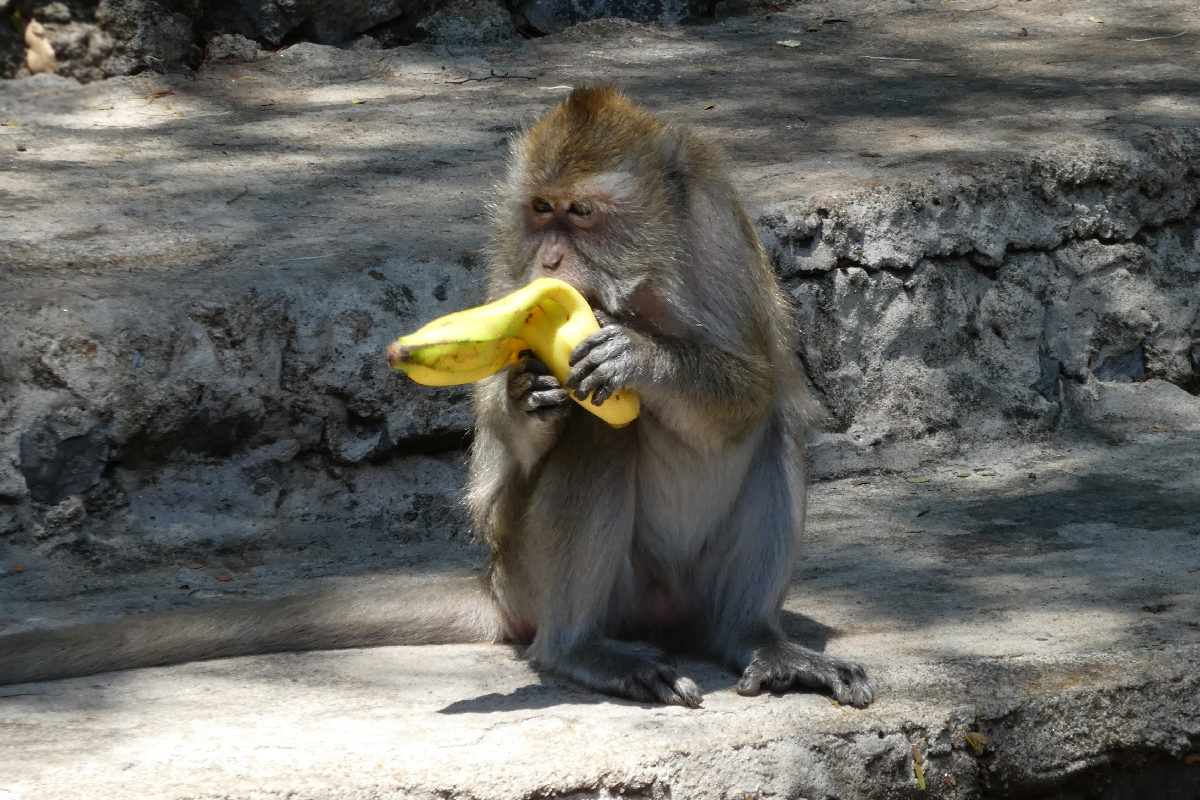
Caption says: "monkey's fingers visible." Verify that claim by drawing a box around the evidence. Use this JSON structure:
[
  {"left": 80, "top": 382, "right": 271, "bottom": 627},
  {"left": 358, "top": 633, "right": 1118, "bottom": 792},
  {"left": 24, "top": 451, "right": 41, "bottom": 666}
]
[
  {"left": 527, "top": 388, "right": 572, "bottom": 416},
  {"left": 566, "top": 325, "right": 619, "bottom": 366},
  {"left": 556, "top": 640, "right": 702, "bottom": 708},
  {"left": 515, "top": 351, "right": 553, "bottom": 376},
  {"left": 566, "top": 328, "right": 640, "bottom": 403},
  {"left": 668, "top": 675, "right": 703, "bottom": 708},
  {"left": 643, "top": 670, "right": 703, "bottom": 708},
  {"left": 508, "top": 363, "right": 570, "bottom": 415},
  {"left": 592, "top": 308, "right": 618, "bottom": 328},
  {"left": 527, "top": 374, "right": 570, "bottom": 410}
]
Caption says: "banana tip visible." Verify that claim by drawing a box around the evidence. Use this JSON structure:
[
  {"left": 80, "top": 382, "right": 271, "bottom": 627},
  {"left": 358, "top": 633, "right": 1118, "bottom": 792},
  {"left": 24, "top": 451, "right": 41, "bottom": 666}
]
[{"left": 386, "top": 341, "right": 406, "bottom": 370}]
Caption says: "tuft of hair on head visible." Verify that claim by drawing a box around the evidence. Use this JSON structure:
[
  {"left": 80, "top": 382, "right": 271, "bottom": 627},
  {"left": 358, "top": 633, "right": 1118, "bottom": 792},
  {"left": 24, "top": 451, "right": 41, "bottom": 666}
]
[
  {"left": 559, "top": 85, "right": 634, "bottom": 118},
  {"left": 522, "top": 86, "right": 666, "bottom": 186}
]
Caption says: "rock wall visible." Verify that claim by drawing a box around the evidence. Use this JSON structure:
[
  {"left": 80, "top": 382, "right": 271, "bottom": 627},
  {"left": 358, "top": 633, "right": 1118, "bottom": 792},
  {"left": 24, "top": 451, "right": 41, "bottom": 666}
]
[
  {"left": 1, "top": 0, "right": 722, "bottom": 80},
  {"left": 1, "top": 11, "right": 1198, "bottom": 568},
  {"left": 0, "top": 263, "right": 478, "bottom": 566},
  {"left": 2, "top": 128, "right": 1196, "bottom": 567},
  {"left": 763, "top": 129, "right": 1200, "bottom": 474}
]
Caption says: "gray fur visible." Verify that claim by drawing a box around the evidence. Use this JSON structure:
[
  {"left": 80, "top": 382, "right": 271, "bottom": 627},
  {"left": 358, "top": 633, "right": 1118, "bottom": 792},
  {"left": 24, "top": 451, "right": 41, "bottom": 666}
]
[{"left": 471, "top": 87, "right": 872, "bottom": 707}]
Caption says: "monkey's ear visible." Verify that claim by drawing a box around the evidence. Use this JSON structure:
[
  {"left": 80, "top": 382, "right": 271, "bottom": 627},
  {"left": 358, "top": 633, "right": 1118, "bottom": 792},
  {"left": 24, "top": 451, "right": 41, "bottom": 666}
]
[
  {"left": 658, "top": 124, "right": 693, "bottom": 209},
  {"left": 658, "top": 123, "right": 691, "bottom": 170}
]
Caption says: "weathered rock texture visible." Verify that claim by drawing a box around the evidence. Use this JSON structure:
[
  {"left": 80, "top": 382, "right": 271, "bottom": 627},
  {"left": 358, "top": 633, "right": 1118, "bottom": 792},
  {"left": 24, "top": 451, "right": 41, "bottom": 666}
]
[
  {"left": 2, "top": 0, "right": 207, "bottom": 81},
  {"left": 511, "top": 0, "right": 710, "bottom": 34},
  {"left": 3, "top": 87, "right": 1195, "bottom": 560},
  {"left": 1, "top": 0, "right": 723, "bottom": 79},
  {"left": 765, "top": 132, "right": 1200, "bottom": 474}
]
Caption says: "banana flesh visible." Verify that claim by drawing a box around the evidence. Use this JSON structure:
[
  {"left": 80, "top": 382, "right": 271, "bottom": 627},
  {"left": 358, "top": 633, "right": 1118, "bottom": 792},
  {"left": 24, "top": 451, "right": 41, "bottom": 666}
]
[{"left": 386, "top": 278, "right": 641, "bottom": 428}]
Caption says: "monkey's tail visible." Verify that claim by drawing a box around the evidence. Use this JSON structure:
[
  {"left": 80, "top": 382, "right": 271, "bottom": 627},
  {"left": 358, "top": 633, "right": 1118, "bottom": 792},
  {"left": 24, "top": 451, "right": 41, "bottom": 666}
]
[{"left": 0, "top": 572, "right": 506, "bottom": 685}]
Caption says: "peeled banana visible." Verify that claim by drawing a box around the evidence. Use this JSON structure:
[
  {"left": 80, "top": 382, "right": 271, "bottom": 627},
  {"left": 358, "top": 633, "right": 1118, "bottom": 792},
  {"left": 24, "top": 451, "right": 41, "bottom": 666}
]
[{"left": 386, "top": 277, "right": 640, "bottom": 428}]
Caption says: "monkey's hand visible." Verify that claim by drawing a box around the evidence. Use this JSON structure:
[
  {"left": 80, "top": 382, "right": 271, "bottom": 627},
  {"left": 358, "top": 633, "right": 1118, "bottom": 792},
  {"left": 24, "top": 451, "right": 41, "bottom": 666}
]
[
  {"left": 508, "top": 353, "right": 571, "bottom": 421},
  {"left": 565, "top": 319, "right": 652, "bottom": 406}
]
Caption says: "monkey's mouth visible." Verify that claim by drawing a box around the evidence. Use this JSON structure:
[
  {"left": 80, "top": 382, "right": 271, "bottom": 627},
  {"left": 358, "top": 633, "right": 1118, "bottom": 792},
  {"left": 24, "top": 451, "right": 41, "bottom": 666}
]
[
  {"left": 586, "top": 295, "right": 622, "bottom": 326},
  {"left": 548, "top": 276, "right": 617, "bottom": 324},
  {"left": 565, "top": 284, "right": 605, "bottom": 319}
]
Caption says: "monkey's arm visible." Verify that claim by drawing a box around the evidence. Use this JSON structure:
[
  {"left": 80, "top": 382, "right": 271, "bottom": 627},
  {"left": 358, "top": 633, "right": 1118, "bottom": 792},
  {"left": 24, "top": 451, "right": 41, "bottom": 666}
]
[
  {"left": 472, "top": 356, "right": 569, "bottom": 473},
  {"left": 567, "top": 325, "right": 772, "bottom": 446},
  {"left": 467, "top": 357, "right": 571, "bottom": 540}
]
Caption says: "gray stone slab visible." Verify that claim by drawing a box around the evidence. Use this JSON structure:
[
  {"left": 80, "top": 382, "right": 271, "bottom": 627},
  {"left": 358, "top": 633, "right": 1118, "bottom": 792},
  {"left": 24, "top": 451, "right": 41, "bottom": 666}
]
[{"left": 1, "top": 438, "right": 1198, "bottom": 798}]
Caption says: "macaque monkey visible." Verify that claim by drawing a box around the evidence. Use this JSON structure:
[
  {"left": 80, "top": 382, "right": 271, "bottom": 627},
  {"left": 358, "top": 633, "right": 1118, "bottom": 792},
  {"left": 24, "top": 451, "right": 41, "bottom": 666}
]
[{"left": 0, "top": 87, "right": 872, "bottom": 709}]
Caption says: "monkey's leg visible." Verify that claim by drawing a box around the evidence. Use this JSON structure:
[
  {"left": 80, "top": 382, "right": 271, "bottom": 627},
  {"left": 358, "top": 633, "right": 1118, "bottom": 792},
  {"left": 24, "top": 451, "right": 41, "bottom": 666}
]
[
  {"left": 698, "top": 422, "right": 874, "bottom": 708},
  {"left": 512, "top": 426, "right": 702, "bottom": 708}
]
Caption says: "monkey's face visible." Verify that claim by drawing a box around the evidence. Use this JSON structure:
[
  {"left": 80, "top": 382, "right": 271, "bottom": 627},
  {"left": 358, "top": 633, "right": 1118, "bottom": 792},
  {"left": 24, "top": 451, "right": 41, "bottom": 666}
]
[
  {"left": 491, "top": 88, "right": 683, "bottom": 321},
  {"left": 524, "top": 172, "right": 630, "bottom": 297},
  {"left": 526, "top": 194, "right": 600, "bottom": 283},
  {"left": 496, "top": 169, "right": 674, "bottom": 322}
]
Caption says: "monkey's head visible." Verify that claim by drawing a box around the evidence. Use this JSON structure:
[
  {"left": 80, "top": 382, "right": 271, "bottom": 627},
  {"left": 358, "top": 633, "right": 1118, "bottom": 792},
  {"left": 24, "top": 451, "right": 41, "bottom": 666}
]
[{"left": 492, "top": 87, "right": 689, "bottom": 319}]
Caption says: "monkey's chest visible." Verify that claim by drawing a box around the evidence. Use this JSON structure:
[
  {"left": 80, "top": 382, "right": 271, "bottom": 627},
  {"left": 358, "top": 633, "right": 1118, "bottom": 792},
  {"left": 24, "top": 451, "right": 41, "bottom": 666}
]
[{"left": 631, "top": 437, "right": 755, "bottom": 564}]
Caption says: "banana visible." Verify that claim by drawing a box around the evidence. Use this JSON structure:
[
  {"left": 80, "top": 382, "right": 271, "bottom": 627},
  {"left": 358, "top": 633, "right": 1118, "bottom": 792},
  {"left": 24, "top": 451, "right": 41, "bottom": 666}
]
[{"left": 386, "top": 277, "right": 641, "bottom": 428}]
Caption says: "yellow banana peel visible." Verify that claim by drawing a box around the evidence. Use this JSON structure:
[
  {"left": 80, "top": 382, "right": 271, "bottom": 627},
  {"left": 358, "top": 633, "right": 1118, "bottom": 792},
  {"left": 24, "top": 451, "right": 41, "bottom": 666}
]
[{"left": 386, "top": 278, "right": 640, "bottom": 428}]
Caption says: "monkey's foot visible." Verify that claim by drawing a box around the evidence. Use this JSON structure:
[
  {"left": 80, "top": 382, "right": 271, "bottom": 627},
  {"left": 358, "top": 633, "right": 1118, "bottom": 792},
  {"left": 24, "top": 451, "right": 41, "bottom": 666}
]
[
  {"left": 736, "top": 641, "right": 873, "bottom": 708},
  {"left": 552, "top": 639, "right": 702, "bottom": 708}
]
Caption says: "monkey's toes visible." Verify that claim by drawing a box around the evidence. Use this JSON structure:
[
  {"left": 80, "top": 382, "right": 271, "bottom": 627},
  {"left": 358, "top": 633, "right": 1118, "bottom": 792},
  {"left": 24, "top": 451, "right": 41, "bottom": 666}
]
[
  {"left": 829, "top": 659, "right": 874, "bottom": 708},
  {"left": 667, "top": 675, "right": 703, "bottom": 708},
  {"left": 630, "top": 666, "right": 702, "bottom": 708},
  {"left": 736, "top": 649, "right": 874, "bottom": 708},
  {"left": 833, "top": 672, "right": 874, "bottom": 708}
]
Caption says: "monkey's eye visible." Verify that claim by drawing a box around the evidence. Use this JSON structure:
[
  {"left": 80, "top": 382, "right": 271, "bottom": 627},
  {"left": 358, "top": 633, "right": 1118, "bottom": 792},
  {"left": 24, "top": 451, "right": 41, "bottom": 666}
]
[
  {"left": 567, "top": 201, "right": 599, "bottom": 229},
  {"left": 531, "top": 198, "right": 553, "bottom": 215}
]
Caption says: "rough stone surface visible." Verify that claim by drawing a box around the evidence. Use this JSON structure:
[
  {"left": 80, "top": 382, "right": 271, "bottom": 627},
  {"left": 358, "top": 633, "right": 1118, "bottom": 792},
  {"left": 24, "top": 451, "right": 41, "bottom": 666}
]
[
  {"left": 418, "top": 0, "right": 523, "bottom": 48},
  {"left": 2, "top": 0, "right": 440, "bottom": 79},
  {"left": 205, "top": 32, "right": 260, "bottom": 62},
  {"left": 236, "top": 0, "right": 436, "bottom": 47},
  {"left": 511, "top": 0, "right": 712, "bottom": 35},
  {"left": 2, "top": 0, "right": 208, "bottom": 81},
  {"left": 2, "top": 0, "right": 730, "bottom": 80},
  {"left": 769, "top": 136, "right": 1200, "bottom": 475},
  {"left": 1, "top": 440, "right": 1198, "bottom": 799},
  {"left": 0, "top": 0, "right": 1198, "bottom": 796}
]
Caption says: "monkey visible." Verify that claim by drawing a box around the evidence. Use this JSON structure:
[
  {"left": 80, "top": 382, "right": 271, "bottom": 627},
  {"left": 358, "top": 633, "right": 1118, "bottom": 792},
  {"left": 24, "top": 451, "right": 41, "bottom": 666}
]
[{"left": 0, "top": 87, "right": 873, "bottom": 709}]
